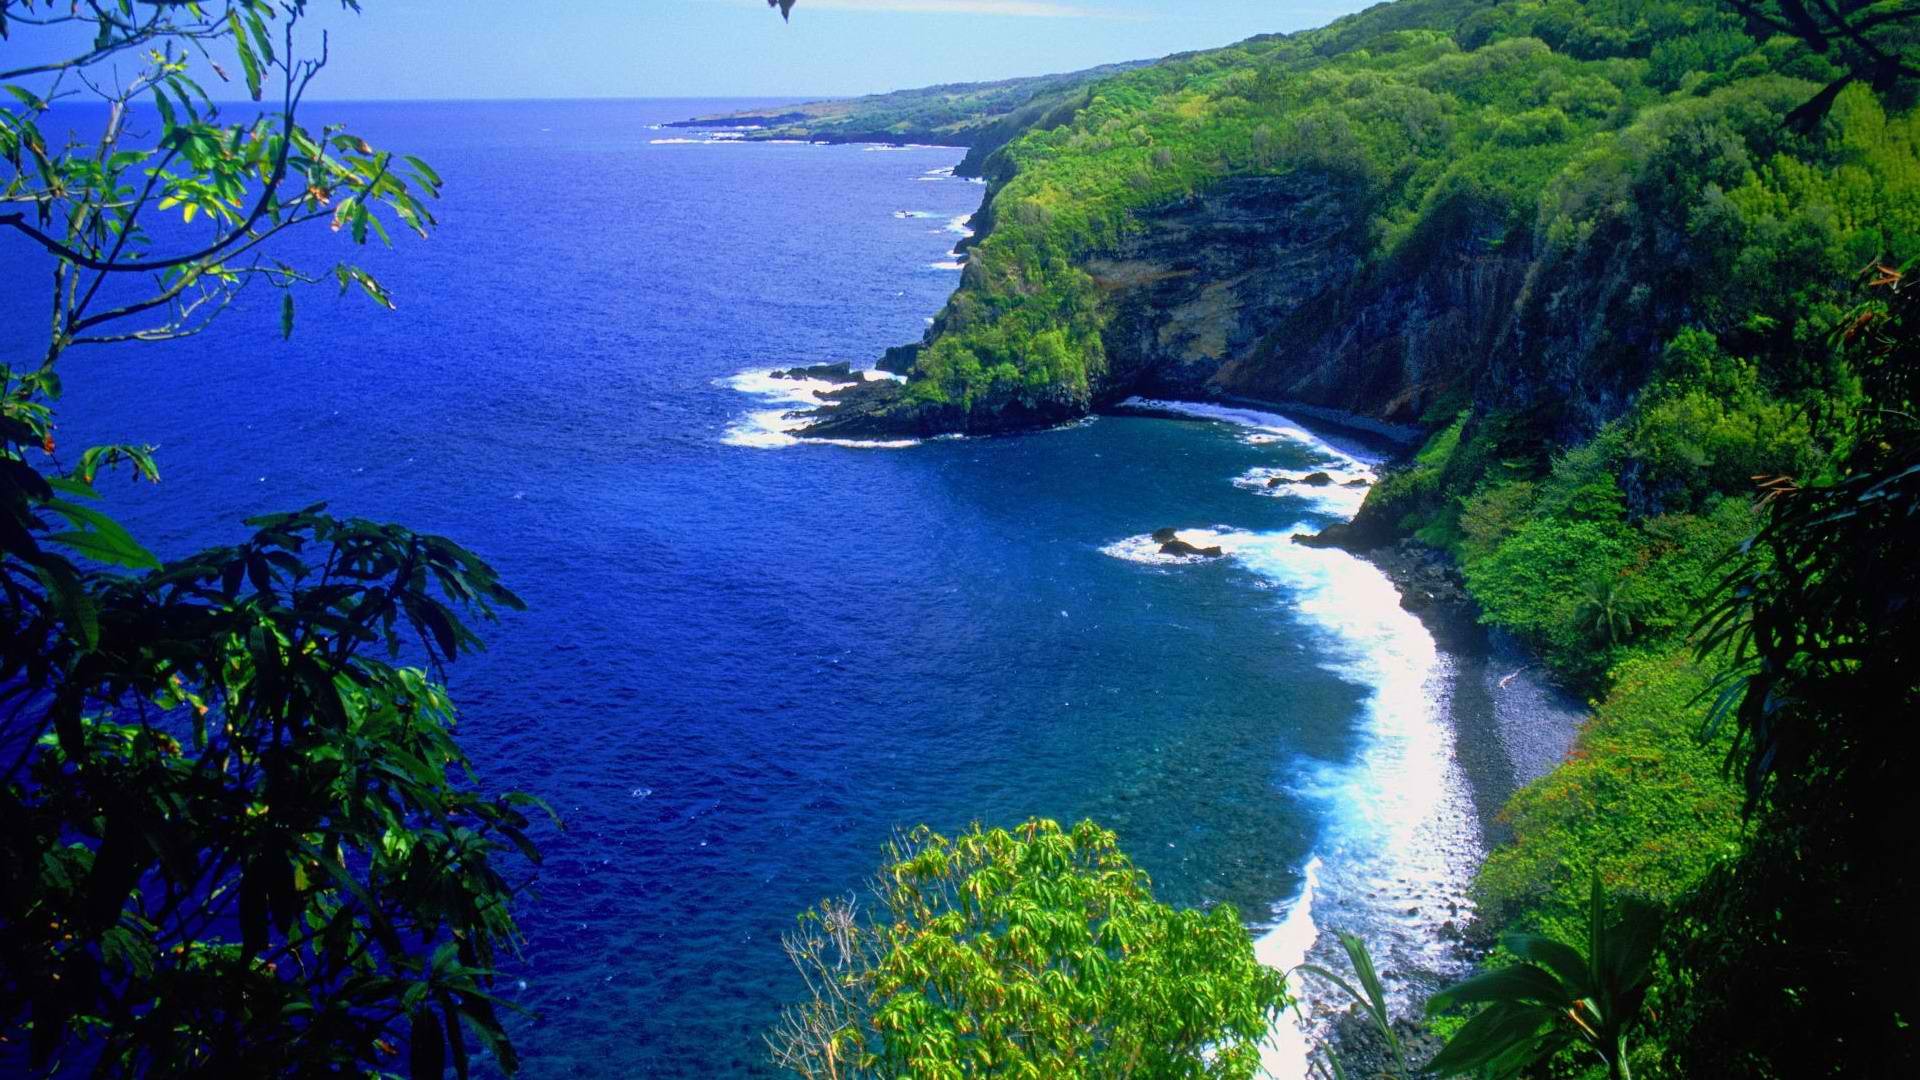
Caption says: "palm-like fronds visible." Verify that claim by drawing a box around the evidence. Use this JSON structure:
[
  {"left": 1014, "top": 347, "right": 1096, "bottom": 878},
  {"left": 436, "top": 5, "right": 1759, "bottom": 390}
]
[{"left": 1425, "top": 875, "right": 1660, "bottom": 1080}]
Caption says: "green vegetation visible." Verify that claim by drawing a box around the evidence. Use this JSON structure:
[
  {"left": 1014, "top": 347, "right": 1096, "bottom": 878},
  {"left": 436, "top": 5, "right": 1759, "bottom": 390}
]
[
  {"left": 825, "top": 1, "right": 1917, "bottom": 1075},
  {"left": 677, "top": 57, "right": 1145, "bottom": 167},
  {"left": 1474, "top": 652, "right": 1744, "bottom": 943},
  {"left": 0, "top": 1, "right": 761, "bottom": 1073},
  {"left": 896, "top": 0, "right": 1919, "bottom": 430},
  {"left": 1661, "top": 257, "right": 1919, "bottom": 1076},
  {"left": 769, "top": 819, "right": 1287, "bottom": 1080},
  {"left": 1427, "top": 876, "right": 1662, "bottom": 1080}
]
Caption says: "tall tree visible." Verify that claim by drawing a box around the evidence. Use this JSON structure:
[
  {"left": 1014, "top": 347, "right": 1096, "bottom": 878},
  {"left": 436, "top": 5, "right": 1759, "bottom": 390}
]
[{"left": 1673, "top": 259, "right": 1920, "bottom": 1076}]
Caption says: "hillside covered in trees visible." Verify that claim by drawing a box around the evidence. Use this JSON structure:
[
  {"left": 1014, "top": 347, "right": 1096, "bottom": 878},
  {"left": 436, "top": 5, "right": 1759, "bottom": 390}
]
[{"left": 784, "top": 0, "right": 1918, "bottom": 1075}]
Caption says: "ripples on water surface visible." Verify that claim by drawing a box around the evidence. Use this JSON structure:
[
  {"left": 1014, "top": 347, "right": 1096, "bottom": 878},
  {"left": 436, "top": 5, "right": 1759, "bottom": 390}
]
[{"left": 1, "top": 100, "right": 1485, "bottom": 1077}]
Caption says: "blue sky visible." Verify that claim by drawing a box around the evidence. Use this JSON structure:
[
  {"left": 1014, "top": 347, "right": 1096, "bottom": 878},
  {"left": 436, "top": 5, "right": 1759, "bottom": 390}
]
[{"left": 234, "top": 0, "right": 1374, "bottom": 100}]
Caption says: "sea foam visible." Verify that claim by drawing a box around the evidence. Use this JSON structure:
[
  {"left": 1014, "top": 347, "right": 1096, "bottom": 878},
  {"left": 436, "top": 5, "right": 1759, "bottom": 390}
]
[
  {"left": 720, "top": 369, "right": 918, "bottom": 450},
  {"left": 1099, "top": 400, "right": 1469, "bottom": 1079}
]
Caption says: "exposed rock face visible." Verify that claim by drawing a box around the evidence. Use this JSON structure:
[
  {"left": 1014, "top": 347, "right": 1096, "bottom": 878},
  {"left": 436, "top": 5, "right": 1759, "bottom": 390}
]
[
  {"left": 1091, "top": 173, "right": 1533, "bottom": 424},
  {"left": 1266, "top": 471, "right": 1336, "bottom": 487},
  {"left": 772, "top": 361, "right": 860, "bottom": 384},
  {"left": 1088, "top": 173, "right": 1368, "bottom": 403},
  {"left": 876, "top": 343, "right": 922, "bottom": 375},
  {"left": 1149, "top": 528, "right": 1224, "bottom": 558},
  {"left": 799, "top": 168, "right": 1534, "bottom": 440},
  {"left": 796, "top": 378, "right": 1071, "bottom": 440},
  {"left": 1159, "top": 539, "right": 1226, "bottom": 558}
]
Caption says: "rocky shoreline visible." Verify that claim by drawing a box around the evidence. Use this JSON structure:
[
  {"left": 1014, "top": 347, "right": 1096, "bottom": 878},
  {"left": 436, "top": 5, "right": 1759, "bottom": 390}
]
[{"left": 1279, "top": 419, "right": 1585, "bottom": 1078}]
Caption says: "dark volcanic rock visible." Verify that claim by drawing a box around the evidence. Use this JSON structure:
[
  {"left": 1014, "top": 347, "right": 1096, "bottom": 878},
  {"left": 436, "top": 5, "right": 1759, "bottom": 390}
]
[
  {"left": 876, "top": 343, "right": 922, "bottom": 375},
  {"left": 793, "top": 379, "right": 917, "bottom": 439},
  {"left": 1301, "top": 471, "right": 1334, "bottom": 486},
  {"left": 1087, "top": 174, "right": 1367, "bottom": 403},
  {"left": 1345, "top": 477, "right": 1372, "bottom": 487},
  {"left": 1151, "top": 528, "right": 1180, "bottom": 543},
  {"left": 1159, "top": 539, "right": 1225, "bottom": 558},
  {"left": 1321, "top": 1012, "right": 1445, "bottom": 1080},
  {"left": 1365, "top": 539, "right": 1485, "bottom": 651},
  {"left": 773, "top": 361, "right": 860, "bottom": 384},
  {"left": 797, "top": 376, "right": 1081, "bottom": 441}
]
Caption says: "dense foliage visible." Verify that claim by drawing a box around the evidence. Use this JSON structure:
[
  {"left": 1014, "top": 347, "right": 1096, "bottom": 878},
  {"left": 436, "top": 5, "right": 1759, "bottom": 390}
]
[
  {"left": 895, "top": 0, "right": 1918, "bottom": 429},
  {"left": 1426, "top": 876, "right": 1661, "bottom": 1080},
  {"left": 0, "top": 4, "right": 559, "bottom": 1076},
  {"left": 769, "top": 819, "right": 1288, "bottom": 1079},
  {"left": 843, "top": 0, "right": 1917, "bottom": 1075},
  {"left": 1660, "top": 260, "right": 1919, "bottom": 1077}
]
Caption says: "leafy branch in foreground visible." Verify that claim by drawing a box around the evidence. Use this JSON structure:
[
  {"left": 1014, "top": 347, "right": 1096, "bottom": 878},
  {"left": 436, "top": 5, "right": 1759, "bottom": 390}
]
[
  {"left": 0, "top": 497, "right": 544, "bottom": 1076},
  {"left": 1290, "top": 931, "right": 1411, "bottom": 1080},
  {"left": 1425, "top": 875, "right": 1661, "bottom": 1080},
  {"left": 0, "top": 3, "right": 556, "bottom": 1076},
  {"left": 0, "top": 2, "right": 805, "bottom": 1073},
  {"left": 770, "top": 819, "right": 1288, "bottom": 1079},
  {"left": 1665, "top": 260, "right": 1919, "bottom": 1075},
  {"left": 1722, "top": 0, "right": 1920, "bottom": 129},
  {"left": 2, "top": 0, "right": 438, "bottom": 361}
]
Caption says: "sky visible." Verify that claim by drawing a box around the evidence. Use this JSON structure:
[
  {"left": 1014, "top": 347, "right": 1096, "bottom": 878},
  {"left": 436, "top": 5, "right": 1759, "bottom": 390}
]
[{"left": 6, "top": 0, "right": 1378, "bottom": 101}]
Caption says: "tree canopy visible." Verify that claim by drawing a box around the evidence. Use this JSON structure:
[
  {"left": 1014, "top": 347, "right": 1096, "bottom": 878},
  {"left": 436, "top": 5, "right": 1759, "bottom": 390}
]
[{"left": 770, "top": 819, "right": 1289, "bottom": 1079}]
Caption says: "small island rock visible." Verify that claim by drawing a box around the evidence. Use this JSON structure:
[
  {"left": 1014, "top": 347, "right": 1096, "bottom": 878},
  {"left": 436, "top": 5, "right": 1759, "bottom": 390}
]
[
  {"left": 1159, "top": 539, "right": 1226, "bottom": 558},
  {"left": 772, "top": 361, "right": 860, "bottom": 384}
]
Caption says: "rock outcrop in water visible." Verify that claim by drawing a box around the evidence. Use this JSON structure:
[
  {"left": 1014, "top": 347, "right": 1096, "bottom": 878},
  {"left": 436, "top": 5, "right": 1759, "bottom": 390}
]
[
  {"left": 771, "top": 361, "right": 861, "bottom": 384},
  {"left": 1151, "top": 529, "right": 1225, "bottom": 558}
]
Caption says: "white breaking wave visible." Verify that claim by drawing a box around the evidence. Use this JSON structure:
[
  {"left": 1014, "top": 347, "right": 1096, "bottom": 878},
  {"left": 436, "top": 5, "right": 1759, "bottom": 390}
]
[
  {"left": 1098, "top": 400, "right": 1470, "bottom": 1079},
  {"left": 1118, "top": 397, "right": 1385, "bottom": 467},
  {"left": 1256, "top": 858, "right": 1322, "bottom": 1079},
  {"left": 945, "top": 214, "right": 976, "bottom": 238},
  {"left": 720, "top": 369, "right": 918, "bottom": 451},
  {"left": 1232, "top": 467, "right": 1375, "bottom": 518},
  {"left": 927, "top": 260, "right": 966, "bottom": 272},
  {"left": 894, "top": 210, "right": 941, "bottom": 219}
]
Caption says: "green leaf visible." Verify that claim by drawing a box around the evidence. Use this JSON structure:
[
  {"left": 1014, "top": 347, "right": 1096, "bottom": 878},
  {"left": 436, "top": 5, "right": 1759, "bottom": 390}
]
[
  {"left": 1503, "top": 933, "right": 1590, "bottom": 993},
  {"left": 151, "top": 88, "right": 178, "bottom": 131},
  {"left": 281, "top": 292, "right": 295, "bottom": 341},
  {"left": 36, "top": 562, "right": 99, "bottom": 650},
  {"left": 44, "top": 499, "right": 161, "bottom": 570},
  {"left": 228, "top": 11, "right": 264, "bottom": 101},
  {"left": 403, "top": 154, "right": 442, "bottom": 190},
  {"left": 46, "top": 476, "right": 100, "bottom": 501},
  {"left": 245, "top": 10, "right": 277, "bottom": 67},
  {"left": 1424, "top": 1002, "right": 1557, "bottom": 1075},
  {"left": 1426, "top": 963, "right": 1572, "bottom": 1014}
]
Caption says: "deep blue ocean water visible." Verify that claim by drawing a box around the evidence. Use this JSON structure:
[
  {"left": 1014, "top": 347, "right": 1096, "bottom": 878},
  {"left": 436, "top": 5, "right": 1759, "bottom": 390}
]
[{"left": 2, "top": 100, "right": 1489, "bottom": 1077}]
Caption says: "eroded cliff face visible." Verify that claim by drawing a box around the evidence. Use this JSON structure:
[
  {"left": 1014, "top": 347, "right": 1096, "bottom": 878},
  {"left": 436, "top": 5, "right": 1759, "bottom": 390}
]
[
  {"left": 1088, "top": 175, "right": 1531, "bottom": 426},
  {"left": 802, "top": 171, "right": 1532, "bottom": 439},
  {"left": 1087, "top": 174, "right": 1367, "bottom": 401}
]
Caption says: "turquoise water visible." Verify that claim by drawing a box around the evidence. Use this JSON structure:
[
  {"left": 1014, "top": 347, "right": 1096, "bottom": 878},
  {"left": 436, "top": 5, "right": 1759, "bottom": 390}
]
[{"left": 4, "top": 100, "right": 1488, "bottom": 1077}]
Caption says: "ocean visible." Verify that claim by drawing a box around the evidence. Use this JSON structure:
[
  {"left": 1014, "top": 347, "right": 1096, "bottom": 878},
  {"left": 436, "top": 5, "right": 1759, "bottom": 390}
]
[{"left": 3, "top": 99, "right": 1517, "bottom": 1077}]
